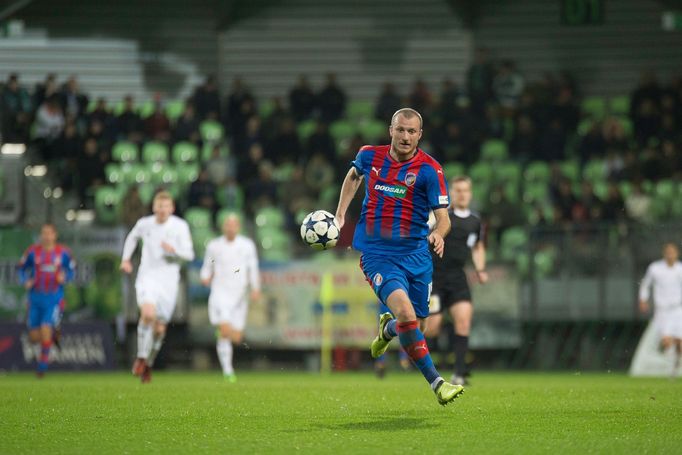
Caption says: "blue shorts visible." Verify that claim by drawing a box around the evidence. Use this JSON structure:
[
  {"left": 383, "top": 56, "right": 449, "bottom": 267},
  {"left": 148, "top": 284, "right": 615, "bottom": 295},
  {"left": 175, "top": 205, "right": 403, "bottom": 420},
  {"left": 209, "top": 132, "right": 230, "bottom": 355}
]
[
  {"left": 27, "top": 291, "right": 62, "bottom": 329},
  {"left": 360, "top": 250, "right": 433, "bottom": 319}
]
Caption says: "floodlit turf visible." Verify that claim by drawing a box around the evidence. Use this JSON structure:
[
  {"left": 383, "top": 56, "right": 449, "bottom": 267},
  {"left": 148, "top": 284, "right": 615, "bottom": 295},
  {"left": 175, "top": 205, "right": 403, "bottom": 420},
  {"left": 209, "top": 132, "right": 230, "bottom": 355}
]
[{"left": 1, "top": 371, "right": 681, "bottom": 454}]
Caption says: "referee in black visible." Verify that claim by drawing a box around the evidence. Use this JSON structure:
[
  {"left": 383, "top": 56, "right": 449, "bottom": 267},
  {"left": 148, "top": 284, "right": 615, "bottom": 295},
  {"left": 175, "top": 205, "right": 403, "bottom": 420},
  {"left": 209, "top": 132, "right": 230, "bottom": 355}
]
[{"left": 426, "top": 175, "right": 488, "bottom": 386}]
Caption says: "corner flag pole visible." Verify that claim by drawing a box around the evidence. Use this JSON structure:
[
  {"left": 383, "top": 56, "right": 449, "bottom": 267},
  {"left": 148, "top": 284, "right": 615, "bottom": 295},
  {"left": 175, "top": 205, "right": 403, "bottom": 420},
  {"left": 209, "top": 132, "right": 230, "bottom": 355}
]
[{"left": 320, "top": 272, "right": 334, "bottom": 375}]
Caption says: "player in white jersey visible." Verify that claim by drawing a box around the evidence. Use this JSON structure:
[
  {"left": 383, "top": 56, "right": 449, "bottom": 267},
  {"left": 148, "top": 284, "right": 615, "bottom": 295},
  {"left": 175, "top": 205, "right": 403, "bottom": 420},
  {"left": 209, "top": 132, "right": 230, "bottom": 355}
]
[
  {"left": 639, "top": 242, "right": 682, "bottom": 373},
  {"left": 200, "top": 214, "right": 260, "bottom": 382},
  {"left": 120, "top": 191, "right": 195, "bottom": 383}
]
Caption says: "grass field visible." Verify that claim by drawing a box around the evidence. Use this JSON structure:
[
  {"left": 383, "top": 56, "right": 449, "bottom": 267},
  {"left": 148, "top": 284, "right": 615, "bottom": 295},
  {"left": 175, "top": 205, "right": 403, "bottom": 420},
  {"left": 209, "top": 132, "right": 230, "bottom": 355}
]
[{"left": 1, "top": 371, "right": 681, "bottom": 454}]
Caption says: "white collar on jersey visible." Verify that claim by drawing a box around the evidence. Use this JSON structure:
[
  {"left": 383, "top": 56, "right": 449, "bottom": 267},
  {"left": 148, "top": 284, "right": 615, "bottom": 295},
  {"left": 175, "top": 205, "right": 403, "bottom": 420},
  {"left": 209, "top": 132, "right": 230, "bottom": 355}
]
[{"left": 452, "top": 208, "right": 471, "bottom": 217}]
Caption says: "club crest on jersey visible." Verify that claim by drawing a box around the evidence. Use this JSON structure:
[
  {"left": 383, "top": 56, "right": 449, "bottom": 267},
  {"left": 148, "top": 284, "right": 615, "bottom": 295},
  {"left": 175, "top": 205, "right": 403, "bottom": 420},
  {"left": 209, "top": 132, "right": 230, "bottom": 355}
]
[
  {"left": 374, "top": 183, "right": 407, "bottom": 198},
  {"left": 405, "top": 172, "right": 417, "bottom": 186},
  {"left": 373, "top": 273, "right": 383, "bottom": 286}
]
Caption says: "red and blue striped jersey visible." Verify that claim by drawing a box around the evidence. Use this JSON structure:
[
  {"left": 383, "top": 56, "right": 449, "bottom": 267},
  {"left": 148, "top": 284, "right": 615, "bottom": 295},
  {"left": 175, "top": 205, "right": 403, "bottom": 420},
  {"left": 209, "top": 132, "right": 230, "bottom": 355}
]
[
  {"left": 18, "top": 244, "right": 75, "bottom": 294},
  {"left": 351, "top": 145, "right": 449, "bottom": 255}
]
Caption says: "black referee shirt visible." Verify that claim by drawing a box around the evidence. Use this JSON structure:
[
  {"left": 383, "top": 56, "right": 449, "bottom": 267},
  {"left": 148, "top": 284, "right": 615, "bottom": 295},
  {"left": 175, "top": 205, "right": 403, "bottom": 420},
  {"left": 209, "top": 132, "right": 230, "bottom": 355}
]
[{"left": 432, "top": 208, "right": 483, "bottom": 281}]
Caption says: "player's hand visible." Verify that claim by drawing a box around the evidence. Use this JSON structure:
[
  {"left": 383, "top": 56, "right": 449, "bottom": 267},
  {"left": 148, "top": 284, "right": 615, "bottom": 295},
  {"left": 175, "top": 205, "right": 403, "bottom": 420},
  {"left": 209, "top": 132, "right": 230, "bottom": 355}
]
[
  {"left": 428, "top": 231, "right": 445, "bottom": 258},
  {"left": 335, "top": 213, "right": 345, "bottom": 230},
  {"left": 161, "top": 241, "right": 176, "bottom": 254},
  {"left": 477, "top": 270, "right": 489, "bottom": 284},
  {"left": 24, "top": 279, "right": 34, "bottom": 290},
  {"left": 638, "top": 300, "right": 650, "bottom": 315},
  {"left": 56, "top": 271, "right": 65, "bottom": 284},
  {"left": 250, "top": 289, "right": 262, "bottom": 302},
  {"left": 120, "top": 260, "right": 133, "bottom": 274}
]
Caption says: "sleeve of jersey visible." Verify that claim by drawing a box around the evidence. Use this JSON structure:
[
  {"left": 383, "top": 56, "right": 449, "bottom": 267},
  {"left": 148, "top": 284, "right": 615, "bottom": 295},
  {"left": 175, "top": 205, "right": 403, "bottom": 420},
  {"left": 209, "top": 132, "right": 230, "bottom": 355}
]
[
  {"left": 638, "top": 265, "right": 653, "bottom": 301},
  {"left": 425, "top": 164, "right": 450, "bottom": 209},
  {"left": 121, "top": 220, "right": 142, "bottom": 261},
  {"left": 248, "top": 241, "right": 261, "bottom": 292},
  {"left": 62, "top": 250, "right": 76, "bottom": 282},
  {"left": 199, "top": 242, "right": 214, "bottom": 281},
  {"left": 17, "top": 249, "right": 34, "bottom": 284},
  {"left": 350, "top": 147, "right": 370, "bottom": 176},
  {"left": 174, "top": 222, "right": 195, "bottom": 262}
]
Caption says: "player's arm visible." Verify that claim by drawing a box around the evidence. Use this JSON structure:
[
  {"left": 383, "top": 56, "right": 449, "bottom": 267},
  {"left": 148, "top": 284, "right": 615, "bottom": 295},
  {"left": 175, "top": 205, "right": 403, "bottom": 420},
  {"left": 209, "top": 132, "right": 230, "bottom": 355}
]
[
  {"left": 161, "top": 222, "right": 195, "bottom": 262},
  {"left": 199, "top": 243, "right": 214, "bottom": 287},
  {"left": 638, "top": 265, "right": 653, "bottom": 314},
  {"left": 428, "top": 208, "right": 451, "bottom": 258},
  {"left": 472, "top": 241, "right": 488, "bottom": 283},
  {"left": 247, "top": 241, "right": 261, "bottom": 301},
  {"left": 18, "top": 248, "right": 35, "bottom": 290},
  {"left": 121, "top": 221, "right": 142, "bottom": 274},
  {"left": 58, "top": 249, "right": 76, "bottom": 284},
  {"left": 335, "top": 167, "right": 363, "bottom": 229}
]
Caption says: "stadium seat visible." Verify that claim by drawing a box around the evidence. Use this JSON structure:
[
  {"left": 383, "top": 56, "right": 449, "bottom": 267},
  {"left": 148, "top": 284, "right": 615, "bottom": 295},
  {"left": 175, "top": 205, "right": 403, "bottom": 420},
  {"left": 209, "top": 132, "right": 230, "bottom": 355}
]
[
  {"left": 105, "top": 163, "right": 125, "bottom": 185},
  {"left": 609, "top": 96, "right": 630, "bottom": 116},
  {"left": 480, "top": 139, "right": 508, "bottom": 161},
  {"left": 185, "top": 207, "right": 213, "bottom": 230},
  {"left": 176, "top": 163, "right": 200, "bottom": 187},
  {"left": 347, "top": 100, "right": 374, "bottom": 121},
  {"left": 500, "top": 227, "right": 528, "bottom": 262},
  {"left": 172, "top": 142, "right": 199, "bottom": 163},
  {"left": 125, "top": 164, "right": 152, "bottom": 185},
  {"left": 319, "top": 185, "right": 339, "bottom": 208},
  {"left": 581, "top": 96, "right": 607, "bottom": 120},
  {"left": 614, "top": 116, "right": 634, "bottom": 137},
  {"left": 468, "top": 162, "right": 494, "bottom": 186},
  {"left": 216, "top": 184, "right": 245, "bottom": 211},
  {"left": 192, "top": 227, "right": 217, "bottom": 258},
  {"left": 112, "top": 141, "right": 139, "bottom": 163},
  {"left": 494, "top": 162, "right": 521, "bottom": 185},
  {"left": 523, "top": 182, "right": 549, "bottom": 204},
  {"left": 273, "top": 163, "right": 296, "bottom": 183},
  {"left": 297, "top": 119, "right": 318, "bottom": 141},
  {"left": 200, "top": 120, "right": 225, "bottom": 143},
  {"left": 618, "top": 181, "right": 633, "bottom": 199},
  {"left": 137, "top": 183, "right": 156, "bottom": 205},
  {"left": 142, "top": 141, "right": 170, "bottom": 163},
  {"left": 329, "top": 120, "right": 356, "bottom": 143},
  {"left": 524, "top": 161, "right": 550, "bottom": 183},
  {"left": 257, "top": 227, "right": 291, "bottom": 262},
  {"left": 592, "top": 180, "right": 608, "bottom": 201},
  {"left": 259, "top": 99, "right": 275, "bottom": 119},
  {"left": 94, "top": 186, "right": 121, "bottom": 225},
  {"left": 165, "top": 100, "right": 185, "bottom": 121},
  {"left": 202, "top": 143, "right": 230, "bottom": 161},
  {"left": 112, "top": 100, "right": 131, "bottom": 116},
  {"left": 358, "top": 120, "right": 387, "bottom": 142},
  {"left": 255, "top": 206, "right": 285, "bottom": 228},
  {"left": 139, "top": 100, "right": 155, "bottom": 118},
  {"left": 217, "top": 209, "right": 244, "bottom": 228},
  {"left": 151, "top": 165, "right": 178, "bottom": 185},
  {"left": 582, "top": 160, "right": 605, "bottom": 182},
  {"left": 577, "top": 118, "right": 596, "bottom": 136},
  {"left": 443, "top": 162, "right": 466, "bottom": 179},
  {"left": 559, "top": 160, "right": 580, "bottom": 182}
]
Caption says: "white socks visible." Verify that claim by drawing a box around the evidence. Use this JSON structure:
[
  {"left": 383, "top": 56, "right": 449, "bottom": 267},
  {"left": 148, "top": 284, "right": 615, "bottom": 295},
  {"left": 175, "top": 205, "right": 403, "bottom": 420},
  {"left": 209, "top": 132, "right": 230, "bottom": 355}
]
[
  {"left": 147, "top": 333, "right": 166, "bottom": 367},
  {"left": 217, "top": 338, "right": 234, "bottom": 375},
  {"left": 137, "top": 323, "right": 154, "bottom": 359}
]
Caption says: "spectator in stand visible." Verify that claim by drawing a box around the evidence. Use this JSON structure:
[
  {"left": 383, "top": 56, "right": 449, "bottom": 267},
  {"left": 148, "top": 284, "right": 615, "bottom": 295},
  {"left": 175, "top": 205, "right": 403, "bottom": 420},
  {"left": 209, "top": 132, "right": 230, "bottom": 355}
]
[
  {"left": 188, "top": 168, "right": 217, "bottom": 212},
  {"left": 267, "top": 116, "right": 301, "bottom": 164},
  {"left": 375, "top": 82, "right": 402, "bottom": 124},
  {"left": 289, "top": 75, "right": 316, "bottom": 122},
  {"left": 116, "top": 95, "right": 143, "bottom": 142},
  {"left": 552, "top": 178, "right": 577, "bottom": 224},
  {"left": 494, "top": 60, "right": 525, "bottom": 111},
  {"left": 632, "top": 98, "right": 660, "bottom": 146},
  {"left": 577, "top": 122, "right": 606, "bottom": 165},
  {"left": 484, "top": 104, "right": 505, "bottom": 140},
  {"left": 625, "top": 180, "right": 652, "bottom": 223},
  {"left": 640, "top": 144, "right": 665, "bottom": 181},
  {"left": 510, "top": 114, "right": 537, "bottom": 162},
  {"left": 33, "top": 74, "right": 58, "bottom": 110},
  {"left": 630, "top": 71, "right": 661, "bottom": 118},
  {"left": 246, "top": 161, "right": 278, "bottom": 213},
  {"left": 305, "top": 120, "right": 335, "bottom": 164},
  {"left": 576, "top": 181, "right": 602, "bottom": 221},
  {"left": 262, "top": 96, "right": 290, "bottom": 144},
  {"left": 53, "top": 121, "right": 82, "bottom": 190},
  {"left": 467, "top": 48, "right": 494, "bottom": 118},
  {"left": 59, "top": 76, "right": 88, "bottom": 120},
  {"left": 173, "top": 102, "right": 200, "bottom": 143},
  {"left": 76, "top": 137, "right": 106, "bottom": 208},
  {"left": 304, "top": 153, "right": 335, "bottom": 192},
  {"left": 537, "top": 118, "right": 567, "bottom": 162},
  {"left": 317, "top": 73, "right": 346, "bottom": 123},
  {"left": 661, "top": 140, "right": 681, "bottom": 178},
  {"left": 238, "top": 143, "right": 265, "bottom": 187},
  {"left": 121, "top": 185, "right": 148, "bottom": 229},
  {"left": 236, "top": 116, "right": 263, "bottom": 156},
  {"left": 193, "top": 75, "right": 221, "bottom": 120},
  {"left": 551, "top": 85, "right": 579, "bottom": 133},
  {"left": 34, "top": 95, "right": 65, "bottom": 161},
  {"left": 437, "top": 78, "right": 461, "bottom": 122},
  {"left": 1, "top": 73, "right": 32, "bottom": 142},
  {"left": 604, "top": 149, "right": 625, "bottom": 180},
  {"left": 206, "top": 144, "right": 235, "bottom": 186},
  {"left": 226, "top": 77, "right": 256, "bottom": 136},
  {"left": 217, "top": 177, "right": 244, "bottom": 212},
  {"left": 408, "top": 78, "right": 432, "bottom": 117},
  {"left": 144, "top": 96, "right": 171, "bottom": 141},
  {"left": 280, "top": 165, "right": 314, "bottom": 225},
  {"left": 620, "top": 149, "right": 640, "bottom": 181},
  {"left": 87, "top": 98, "right": 115, "bottom": 139},
  {"left": 486, "top": 184, "right": 523, "bottom": 244},
  {"left": 659, "top": 113, "right": 679, "bottom": 144},
  {"left": 601, "top": 183, "right": 626, "bottom": 222},
  {"left": 431, "top": 120, "right": 474, "bottom": 164}
]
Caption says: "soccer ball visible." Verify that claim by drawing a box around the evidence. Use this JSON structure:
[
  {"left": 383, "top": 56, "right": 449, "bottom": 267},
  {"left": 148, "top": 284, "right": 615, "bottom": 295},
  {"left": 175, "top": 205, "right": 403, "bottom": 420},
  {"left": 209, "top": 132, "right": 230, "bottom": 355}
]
[{"left": 300, "top": 210, "right": 340, "bottom": 250}]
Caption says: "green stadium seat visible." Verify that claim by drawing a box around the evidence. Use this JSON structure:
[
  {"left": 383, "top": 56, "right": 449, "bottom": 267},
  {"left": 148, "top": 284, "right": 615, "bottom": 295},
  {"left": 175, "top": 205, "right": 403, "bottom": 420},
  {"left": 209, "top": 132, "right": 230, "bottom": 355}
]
[
  {"left": 500, "top": 227, "right": 528, "bottom": 262},
  {"left": 139, "top": 100, "right": 155, "bottom": 118},
  {"left": 257, "top": 228, "right": 292, "bottom": 262},
  {"left": 200, "top": 120, "right": 225, "bottom": 143},
  {"left": 142, "top": 141, "right": 170, "bottom": 163},
  {"left": 558, "top": 160, "right": 579, "bottom": 182},
  {"left": 614, "top": 116, "right": 633, "bottom": 138},
  {"left": 105, "top": 163, "right": 125, "bottom": 185},
  {"left": 618, "top": 181, "right": 633, "bottom": 199},
  {"left": 122, "top": 164, "right": 151, "bottom": 185},
  {"left": 533, "top": 248, "right": 557, "bottom": 277},
  {"left": 581, "top": 96, "right": 607, "bottom": 120},
  {"left": 216, "top": 184, "right": 245, "bottom": 211},
  {"left": 192, "top": 227, "right": 217, "bottom": 258},
  {"left": 112, "top": 141, "right": 139, "bottom": 163},
  {"left": 468, "top": 162, "right": 494, "bottom": 186},
  {"left": 137, "top": 183, "right": 156, "bottom": 205},
  {"left": 172, "top": 142, "right": 199, "bottom": 163},
  {"left": 185, "top": 207, "right": 213, "bottom": 230},
  {"left": 150, "top": 165, "right": 178, "bottom": 185},
  {"left": 94, "top": 186, "right": 121, "bottom": 225},
  {"left": 273, "top": 163, "right": 296, "bottom": 182},
  {"left": 524, "top": 161, "right": 551, "bottom": 183},
  {"left": 319, "top": 185, "right": 339, "bottom": 208},
  {"left": 112, "top": 100, "right": 132, "bottom": 116},
  {"left": 176, "top": 163, "right": 200, "bottom": 187},
  {"left": 577, "top": 118, "right": 596, "bottom": 136},
  {"left": 523, "top": 182, "right": 549, "bottom": 204},
  {"left": 609, "top": 96, "right": 630, "bottom": 116},
  {"left": 583, "top": 160, "right": 605, "bottom": 182},
  {"left": 259, "top": 99, "right": 275, "bottom": 120},
  {"left": 255, "top": 206, "right": 285, "bottom": 228},
  {"left": 202, "top": 143, "right": 230, "bottom": 161},
  {"left": 443, "top": 162, "right": 466, "bottom": 180},
  {"left": 358, "top": 120, "right": 387, "bottom": 142},
  {"left": 592, "top": 180, "right": 608, "bottom": 201},
  {"left": 217, "top": 209, "right": 244, "bottom": 228},
  {"left": 480, "top": 139, "right": 508, "bottom": 161},
  {"left": 347, "top": 100, "right": 374, "bottom": 121},
  {"left": 297, "top": 119, "right": 318, "bottom": 142},
  {"left": 87, "top": 99, "right": 98, "bottom": 113},
  {"left": 495, "top": 162, "right": 521, "bottom": 185},
  {"left": 166, "top": 100, "right": 185, "bottom": 121},
  {"left": 329, "top": 120, "right": 357, "bottom": 143}
]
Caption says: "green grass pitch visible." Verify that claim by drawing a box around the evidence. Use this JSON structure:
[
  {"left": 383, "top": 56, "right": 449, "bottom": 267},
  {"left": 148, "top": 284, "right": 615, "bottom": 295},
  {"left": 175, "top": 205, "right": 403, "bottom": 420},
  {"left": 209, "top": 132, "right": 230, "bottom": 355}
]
[{"left": 1, "top": 371, "right": 680, "bottom": 454}]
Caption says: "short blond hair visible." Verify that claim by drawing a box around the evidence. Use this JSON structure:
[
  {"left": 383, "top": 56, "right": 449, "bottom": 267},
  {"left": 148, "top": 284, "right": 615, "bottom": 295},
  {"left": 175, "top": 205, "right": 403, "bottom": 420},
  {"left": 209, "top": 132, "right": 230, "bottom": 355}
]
[
  {"left": 153, "top": 190, "right": 174, "bottom": 204},
  {"left": 450, "top": 175, "right": 472, "bottom": 186},
  {"left": 391, "top": 108, "right": 423, "bottom": 129}
]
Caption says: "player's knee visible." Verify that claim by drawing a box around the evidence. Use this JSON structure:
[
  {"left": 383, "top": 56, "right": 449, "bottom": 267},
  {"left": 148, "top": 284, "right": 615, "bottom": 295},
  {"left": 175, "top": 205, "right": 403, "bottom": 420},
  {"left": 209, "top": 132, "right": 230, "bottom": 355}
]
[
  {"left": 455, "top": 320, "right": 471, "bottom": 336},
  {"left": 28, "top": 330, "right": 41, "bottom": 343},
  {"left": 219, "top": 325, "right": 232, "bottom": 339},
  {"left": 154, "top": 323, "right": 166, "bottom": 337},
  {"left": 231, "top": 332, "right": 243, "bottom": 344}
]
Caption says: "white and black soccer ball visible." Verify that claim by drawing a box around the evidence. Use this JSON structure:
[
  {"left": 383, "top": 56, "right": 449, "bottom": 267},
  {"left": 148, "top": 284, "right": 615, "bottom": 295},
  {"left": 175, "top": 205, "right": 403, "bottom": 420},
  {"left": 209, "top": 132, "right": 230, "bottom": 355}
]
[{"left": 300, "top": 210, "right": 340, "bottom": 250}]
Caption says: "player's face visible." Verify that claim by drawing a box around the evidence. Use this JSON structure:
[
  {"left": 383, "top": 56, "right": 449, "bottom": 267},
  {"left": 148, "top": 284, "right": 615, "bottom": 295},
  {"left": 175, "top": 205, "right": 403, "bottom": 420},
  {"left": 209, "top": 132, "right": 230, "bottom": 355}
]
[
  {"left": 663, "top": 244, "right": 679, "bottom": 263},
  {"left": 222, "top": 217, "right": 240, "bottom": 240},
  {"left": 40, "top": 225, "right": 57, "bottom": 247},
  {"left": 389, "top": 115, "right": 422, "bottom": 158},
  {"left": 451, "top": 181, "right": 472, "bottom": 209},
  {"left": 153, "top": 199, "right": 174, "bottom": 223}
]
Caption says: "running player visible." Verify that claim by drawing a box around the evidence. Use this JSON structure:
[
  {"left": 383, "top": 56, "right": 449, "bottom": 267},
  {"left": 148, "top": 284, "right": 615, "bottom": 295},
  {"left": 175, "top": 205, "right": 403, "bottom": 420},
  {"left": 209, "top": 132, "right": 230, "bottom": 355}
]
[
  {"left": 639, "top": 242, "right": 682, "bottom": 375},
  {"left": 425, "top": 176, "right": 487, "bottom": 386},
  {"left": 120, "top": 191, "right": 194, "bottom": 383},
  {"left": 200, "top": 214, "right": 260, "bottom": 382},
  {"left": 18, "top": 223, "right": 75, "bottom": 377},
  {"left": 335, "top": 107, "right": 464, "bottom": 405}
]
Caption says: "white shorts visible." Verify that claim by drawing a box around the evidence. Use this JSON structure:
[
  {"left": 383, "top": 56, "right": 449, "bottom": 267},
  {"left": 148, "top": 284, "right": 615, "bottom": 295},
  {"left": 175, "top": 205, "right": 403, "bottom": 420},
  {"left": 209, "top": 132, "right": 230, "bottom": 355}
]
[
  {"left": 653, "top": 306, "right": 682, "bottom": 339},
  {"left": 208, "top": 292, "right": 248, "bottom": 331},
  {"left": 135, "top": 275, "right": 179, "bottom": 322}
]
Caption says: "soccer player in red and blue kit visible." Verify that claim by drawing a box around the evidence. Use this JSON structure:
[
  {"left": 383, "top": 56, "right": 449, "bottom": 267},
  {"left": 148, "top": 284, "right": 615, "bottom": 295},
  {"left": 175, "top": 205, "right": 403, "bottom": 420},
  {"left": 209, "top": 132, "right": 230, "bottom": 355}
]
[
  {"left": 335, "top": 108, "right": 464, "bottom": 405},
  {"left": 18, "top": 223, "right": 75, "bottom": 376}
]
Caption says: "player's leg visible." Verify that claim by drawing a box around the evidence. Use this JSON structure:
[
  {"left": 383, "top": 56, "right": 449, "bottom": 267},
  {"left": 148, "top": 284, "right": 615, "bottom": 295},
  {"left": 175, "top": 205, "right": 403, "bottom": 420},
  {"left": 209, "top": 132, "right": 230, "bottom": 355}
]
[
  {"left": 37, "top": 323, "right": 53, "bottom": 375},
  {"left": 449, "top": 301, "right": 473, "bottom": 384},
  {"left": 216, "top": 323, "right": 237, "bottom": 380},
  {"left": 674, "top": 339, "right": 682, "bottom": 378},
  {"left": 133, "top": 302, "right": 156, "bottom": 376},
  {"left": 146, "top": 320, "right": 167, "bottom": 368},
  {"left": 424, "top": 297, "right": 444, "bottom": 367}
]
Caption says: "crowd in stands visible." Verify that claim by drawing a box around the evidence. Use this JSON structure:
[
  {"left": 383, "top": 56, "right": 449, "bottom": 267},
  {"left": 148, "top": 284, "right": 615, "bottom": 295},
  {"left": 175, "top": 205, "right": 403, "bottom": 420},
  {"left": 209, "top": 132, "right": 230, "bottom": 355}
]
[{"left": 1, "top": 52, "right": 681, "bottom": 260}]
